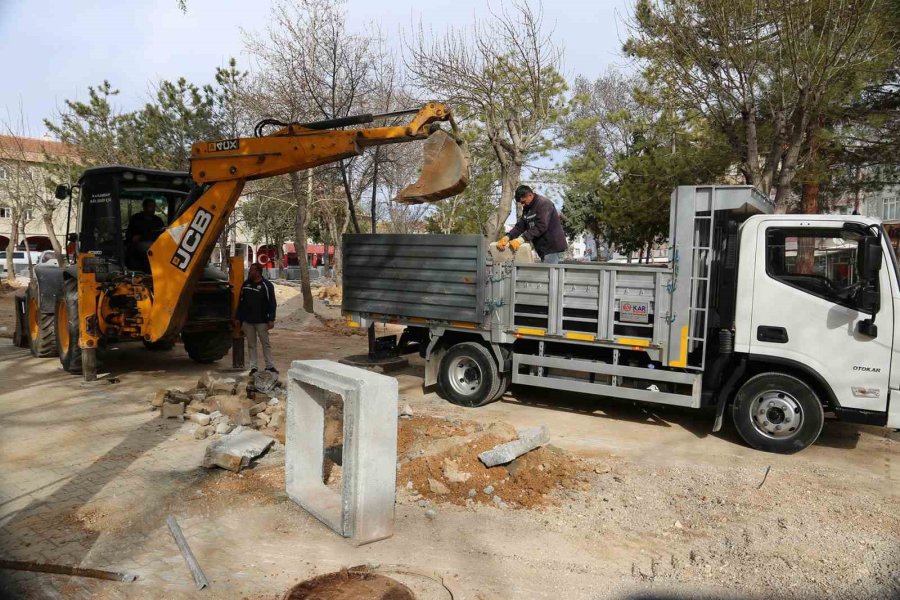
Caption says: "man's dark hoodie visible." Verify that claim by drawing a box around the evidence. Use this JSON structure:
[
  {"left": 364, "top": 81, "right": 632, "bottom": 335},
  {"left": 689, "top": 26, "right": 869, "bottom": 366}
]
[{"left": 236, "top": 276, "right": 277, "bottom": 324}]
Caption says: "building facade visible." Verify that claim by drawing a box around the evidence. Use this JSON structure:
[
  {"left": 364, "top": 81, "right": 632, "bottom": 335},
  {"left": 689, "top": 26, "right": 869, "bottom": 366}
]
[{"left": 0, "top": 135, "right": 77, "bottom": 252}]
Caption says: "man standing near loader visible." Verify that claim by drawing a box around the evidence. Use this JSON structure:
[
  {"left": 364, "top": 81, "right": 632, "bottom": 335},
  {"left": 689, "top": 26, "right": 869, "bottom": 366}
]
[
  {"left": 234, "top": 263, "right": 278, "bottom": 375},
  {"left": 497, "top": 185, "right": 568, "bottom": 263}
]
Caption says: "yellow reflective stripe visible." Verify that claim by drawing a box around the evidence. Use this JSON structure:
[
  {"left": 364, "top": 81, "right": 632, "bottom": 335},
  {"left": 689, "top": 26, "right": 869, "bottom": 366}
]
[
  {"left": 517, "top": 327, "right": 546, "bottom": 336},
  {"left": 617, "top": 337, "right": 650, "bottom": 347},
  {"left": 409, "top": 317, "right": 427, "bottom": 324},
  {"left": 450, "top": 321, "right": 477, "bottom": 329},
  {"left": 565, "top": 332, "right": 595, "bottom": 342},
  {"left": 668, "top": 326, "right": 688, "bottom": 367}
]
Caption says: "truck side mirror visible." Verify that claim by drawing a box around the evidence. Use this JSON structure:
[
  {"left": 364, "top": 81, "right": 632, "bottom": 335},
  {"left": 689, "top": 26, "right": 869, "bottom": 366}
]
[
  {"left": 858, "top": 236, "right": 882, "bottom": 282},
  {"left": 55, "top": 184, "right": 71, "bottom": 200}
]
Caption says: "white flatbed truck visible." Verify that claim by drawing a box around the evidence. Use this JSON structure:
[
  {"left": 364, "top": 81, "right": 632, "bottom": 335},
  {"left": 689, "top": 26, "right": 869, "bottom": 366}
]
[{"left": 342, "top": 185, "right": 900, "bottom": 453}]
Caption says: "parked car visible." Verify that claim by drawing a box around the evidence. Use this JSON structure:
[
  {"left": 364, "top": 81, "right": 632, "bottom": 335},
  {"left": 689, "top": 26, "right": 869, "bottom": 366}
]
[{"left": 0, "top": 250, "right": 44, "bottom": 277}]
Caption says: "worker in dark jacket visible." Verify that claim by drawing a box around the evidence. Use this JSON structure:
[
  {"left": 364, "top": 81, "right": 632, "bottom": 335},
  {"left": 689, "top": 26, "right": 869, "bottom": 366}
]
[
  {"left": 497, "top": 185, "right": 568, "bottom": 263},
  {"left": 234, "top": 263, "right": 278, "bottom": 375}
]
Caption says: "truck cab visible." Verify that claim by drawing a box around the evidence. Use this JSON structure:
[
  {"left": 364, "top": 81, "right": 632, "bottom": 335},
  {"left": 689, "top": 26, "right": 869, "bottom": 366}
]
[{"left": 733, "top": 214, "right": 899, "bottom": 441}]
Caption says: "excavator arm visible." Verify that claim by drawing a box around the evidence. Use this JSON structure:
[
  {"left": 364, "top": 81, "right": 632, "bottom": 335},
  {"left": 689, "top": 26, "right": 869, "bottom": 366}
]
[{"left": 143, "top": 102, "right": 467, "bottom": 342}]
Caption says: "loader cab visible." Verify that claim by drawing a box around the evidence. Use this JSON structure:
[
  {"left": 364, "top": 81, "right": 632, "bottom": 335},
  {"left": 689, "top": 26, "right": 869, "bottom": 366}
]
[{"left": 73, "top": 166, "right": 193, "bottom": 272}]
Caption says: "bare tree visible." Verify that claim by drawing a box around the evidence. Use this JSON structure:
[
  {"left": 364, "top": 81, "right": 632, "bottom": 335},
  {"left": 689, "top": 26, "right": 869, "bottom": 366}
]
[
  {"left": 406, "top": 1, "right": 567, "bottom": 237},
  {"left": 0, "top": 112, "right": 75, "bottom": 280}
]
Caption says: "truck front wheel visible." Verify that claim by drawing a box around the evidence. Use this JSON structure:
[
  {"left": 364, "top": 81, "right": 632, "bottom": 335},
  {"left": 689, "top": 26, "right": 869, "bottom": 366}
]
[
  {"left": 181, "top": 330, "right": 231, "bottom": 364},
  {"left": 56, "top": 279, "right": 82, "bottom": 373},
  {"left": 732, "top": 372, "right": 824, "bottom": 454},
  {"left": 437, "top": 342, "right": 500, "bottom": 408},
  {"left": 26, "top": 281, "right": 57, "bottom": 358}
]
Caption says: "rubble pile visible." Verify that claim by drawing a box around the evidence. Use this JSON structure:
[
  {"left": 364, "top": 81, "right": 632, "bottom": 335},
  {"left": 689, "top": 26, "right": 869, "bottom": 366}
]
[
  {"left": 396, "top": 415, "right": 588, "bottom": 510},
  {"left": 151, "top": 370, "right": 288, "bottom": 448},
  {"left": 312, "top": 285, "right": 342, "bottom": 303}
]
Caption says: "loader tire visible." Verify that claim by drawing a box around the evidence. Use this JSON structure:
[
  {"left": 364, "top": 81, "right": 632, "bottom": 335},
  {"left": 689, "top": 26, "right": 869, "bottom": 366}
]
[
  {"left": 56, "top": 279, "right": 82, "bottom": 373},
  {"left": 182, "top": 329, "right": 231, "bottom": 364},
  {"left": 438, "top": 342, "right": 500, "bottom": 408},
  {"left": 26, "top": 282, "right": 57, "bottom": 358}
]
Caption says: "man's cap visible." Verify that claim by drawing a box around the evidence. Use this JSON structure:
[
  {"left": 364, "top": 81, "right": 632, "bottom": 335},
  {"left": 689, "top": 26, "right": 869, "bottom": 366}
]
[{"left": 514, "top": 185, "right": 533, "bottom": 200}]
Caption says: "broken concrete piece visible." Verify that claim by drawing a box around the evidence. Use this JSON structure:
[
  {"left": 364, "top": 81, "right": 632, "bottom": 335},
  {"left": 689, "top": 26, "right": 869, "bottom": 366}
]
[
  {"left": 478, "top": 426, "right": 550, "bottom": 467},
  {"left": 256, "top": 412, "right": 271, "bottom": 426},
  {"left": 186, "top": 400, "right": 212, "bottom": 415},
  {"left": 483, "top": 485, "right": 495, "bottom": 495},
  {"left": 194, "top": 426, "right": 212, "bottom": 440},
  {"left": 190, "top": 413, "right": 211, "bottom": 426},
  {"left": 161, "top": 402, "right": 185, "bottom": 419},
  {"left": 442, "top": 459, "right": 472, "bottom": 483},
  {"left": 236, "top": 408, "right": 253, "bottom": 427},
  {"left": 400, "top": 404, "right": 413, "bottom": 419},
  {"left": 249, "top": 402, "right": 267, "bottom": 416},
  {"left": 507, "top": 457, "right": 528, "bottom": 479},
  {"left": 268, "top": 409, "right": 284, "bottom": 430},
  {"left": 428, "top": 478, "right": 450, "bottom": 495},
  {"left": 202, "top": 429, "right": 275, "bottom": 472},
  {"left": 267, "top": 397, "right": 280, "bottom": 407},
  {"left": 209, "top": 395, "right": 253, "bottom": 420},
  {"left": 151, "top": 390, "right": 167, "bottom": 407},
  {"left": 253, "top": 370, "right": 278, "bottom": 392},
  {"left": 214, "top": 422, "right": 233, "bottom": 435}
]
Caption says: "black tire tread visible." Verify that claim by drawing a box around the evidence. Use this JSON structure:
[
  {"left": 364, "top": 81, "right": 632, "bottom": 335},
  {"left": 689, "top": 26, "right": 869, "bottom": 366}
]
[
  {"left": 732, "top": 372, "right": 824, "bottom": 454},
  {"left": 438, "top": 342, "right": 500, "bottom": 408},
  {"left": 57, "top": 279, "right": 82, "bottom": 373},
  {"left": 182, "top": 330, "right": 231, "bottom": 363},
  {"left": 27, "top": 284, "right": 57, "bottom": 358}
]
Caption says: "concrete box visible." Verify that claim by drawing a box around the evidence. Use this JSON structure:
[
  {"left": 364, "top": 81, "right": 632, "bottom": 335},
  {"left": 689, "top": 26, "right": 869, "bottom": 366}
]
[{"left": 286, "top": 360, "right": 398, "bottom": 545}]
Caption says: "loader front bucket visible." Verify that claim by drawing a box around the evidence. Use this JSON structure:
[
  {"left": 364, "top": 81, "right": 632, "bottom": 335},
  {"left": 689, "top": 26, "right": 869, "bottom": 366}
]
[{"left": 395, "top": 130, "right": 469, "bottom": 204}]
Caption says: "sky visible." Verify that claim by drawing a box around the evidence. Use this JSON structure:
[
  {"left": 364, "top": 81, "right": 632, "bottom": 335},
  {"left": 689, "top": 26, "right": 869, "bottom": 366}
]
[{"left": 0, "top": 0, "right": 635, "bottom": 137}]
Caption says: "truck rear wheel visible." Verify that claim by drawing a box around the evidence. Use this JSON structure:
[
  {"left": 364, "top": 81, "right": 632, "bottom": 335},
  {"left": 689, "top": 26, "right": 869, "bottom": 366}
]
[
  {"left": 56, "top": 279, "right": 82, "bottom": 373},
  {"left": 732, "top": 372, "right": 824, "bottom": 454},
  {"left": 26, "top": 282, "right": 57, "bottom": 358},
  {"left": 438, "top": 342, "right": 500, "bottom": 408},
  {"left": 182, "top": 330, "right": 231, "bottom": 364}
]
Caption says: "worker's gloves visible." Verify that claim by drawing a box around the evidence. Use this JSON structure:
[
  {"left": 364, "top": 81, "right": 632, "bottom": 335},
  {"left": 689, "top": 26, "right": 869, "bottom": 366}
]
[
  {"left": 497, "top": 236, "right": 510, "bottom": 250},
  {"left": 510, "top": 238, "right": 522, "bottom": 251}
]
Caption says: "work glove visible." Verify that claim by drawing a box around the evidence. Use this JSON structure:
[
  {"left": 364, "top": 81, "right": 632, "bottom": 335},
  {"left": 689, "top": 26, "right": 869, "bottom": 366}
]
[
  {"left": 497, "top": 236, "right": 510, "bottom": 250},
  {"left": 510, "top": 238, "right": 522, "bottom": 251}
]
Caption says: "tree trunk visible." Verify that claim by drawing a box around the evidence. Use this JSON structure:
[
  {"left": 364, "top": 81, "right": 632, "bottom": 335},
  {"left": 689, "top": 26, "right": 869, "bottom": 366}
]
[
  {"left": 291, "top": 171, "right": 314, "bottom": 314},
  {"left": 492, "top": 163, "right": 522, "bottom": 238},
  {"left": 339, "top": 160, "right": 361, "bottom": 234},
  {"left": 42, "top": 213, "right": 63, "bottom": 264},
  {"left": 6, "top": 211, "right": 19, "bottom": 283},
  {"left": 370, "top": 148, "right": 379, "bottom": 234}
]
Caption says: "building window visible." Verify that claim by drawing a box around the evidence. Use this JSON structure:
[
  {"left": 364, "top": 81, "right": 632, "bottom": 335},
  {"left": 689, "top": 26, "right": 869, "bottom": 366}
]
[
  {"left": 23, "top": 209, "right": 33, "bottom": 220},
  {"left": 0, "top": 207, "right": 10, "bottom": 219},
  {"left": 0, "top": 166, "right": 7, "bottom": 180},
  {"left": 883, "top": 196, "right": 900, "bottom": 221}
]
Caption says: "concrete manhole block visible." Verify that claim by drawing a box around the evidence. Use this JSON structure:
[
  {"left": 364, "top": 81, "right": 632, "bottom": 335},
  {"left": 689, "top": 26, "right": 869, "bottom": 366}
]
[{"left": 286, "top": 360, "right": 398, "bottom": 546}]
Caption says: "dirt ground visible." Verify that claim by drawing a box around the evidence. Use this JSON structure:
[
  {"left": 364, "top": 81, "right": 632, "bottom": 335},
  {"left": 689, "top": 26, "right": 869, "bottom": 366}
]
[{"left": 0, "top": 283, "right": 897, "bottom": 600}]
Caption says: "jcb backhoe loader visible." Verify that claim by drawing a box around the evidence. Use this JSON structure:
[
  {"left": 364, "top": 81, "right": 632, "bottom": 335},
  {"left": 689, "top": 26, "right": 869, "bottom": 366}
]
[{"left": 14, "top": 103, "right": 468, "bottom": 380}]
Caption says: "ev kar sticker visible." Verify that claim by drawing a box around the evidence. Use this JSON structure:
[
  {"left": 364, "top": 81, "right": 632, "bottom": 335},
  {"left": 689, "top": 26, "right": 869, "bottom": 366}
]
[{"left": 171, "top": 209, "right": 212, "bottom": 271}]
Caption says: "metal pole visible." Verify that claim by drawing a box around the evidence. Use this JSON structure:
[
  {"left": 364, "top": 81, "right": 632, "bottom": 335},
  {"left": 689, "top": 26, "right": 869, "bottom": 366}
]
[{"left": 166, "top": 516, "right": 209, "bottom": 590}]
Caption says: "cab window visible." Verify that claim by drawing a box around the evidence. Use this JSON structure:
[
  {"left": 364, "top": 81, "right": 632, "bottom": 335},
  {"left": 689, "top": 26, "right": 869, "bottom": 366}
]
[{"left": 766, "top": 227, "right": 866, "bottom": 310}]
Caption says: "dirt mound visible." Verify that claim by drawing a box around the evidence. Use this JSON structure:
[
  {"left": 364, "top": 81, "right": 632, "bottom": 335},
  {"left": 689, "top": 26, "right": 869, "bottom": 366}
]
[
  {"left": 397, "top": 416, "right": 586, "bottom": 509},
  {"left": 285, "top": 569, "right": 414, "bottom": 600},
  {"left": 314, "top": 285, "right": 342, "bottom": 303}
]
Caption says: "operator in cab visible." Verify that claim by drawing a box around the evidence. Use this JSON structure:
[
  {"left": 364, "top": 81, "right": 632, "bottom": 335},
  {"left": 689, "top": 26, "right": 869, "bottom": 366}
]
[
  {"left": 125, "top": 198, "right": 165, "bottom": 271},
  {"left": 497, "top": 185, "right": 568, "bottom": 263}
]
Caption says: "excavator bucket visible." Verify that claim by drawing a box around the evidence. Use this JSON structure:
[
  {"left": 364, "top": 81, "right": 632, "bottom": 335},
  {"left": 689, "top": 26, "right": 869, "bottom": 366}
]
[{"left": 395, "top": 130, "right": 469, "bottom": 204}]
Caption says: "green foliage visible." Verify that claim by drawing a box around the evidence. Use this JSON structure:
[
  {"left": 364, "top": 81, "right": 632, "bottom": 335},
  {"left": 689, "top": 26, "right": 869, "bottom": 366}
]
[
  {"left": 239, "top": 191, "right": 295, "bottom": 248},
  {"left": 561, "top": 75, "right": 732, "bottom": 255},
  {"left": 45, "top": 60, "right": 246, "bottom": 172}
]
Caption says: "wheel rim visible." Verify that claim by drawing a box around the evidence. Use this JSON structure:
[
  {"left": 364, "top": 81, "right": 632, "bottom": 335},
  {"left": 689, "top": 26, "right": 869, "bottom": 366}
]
[
  {"left": 448, "top": 356, "right": 482, "bottom": 396},
  {"left": 58, "top": 300, "right": 70, "bottom": 354},
  {"left": 750, "top": 390, "right": 803, "bottom": 439},
  {"left": 27, "top": 295, "right": 39, "bottom": 342}
]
